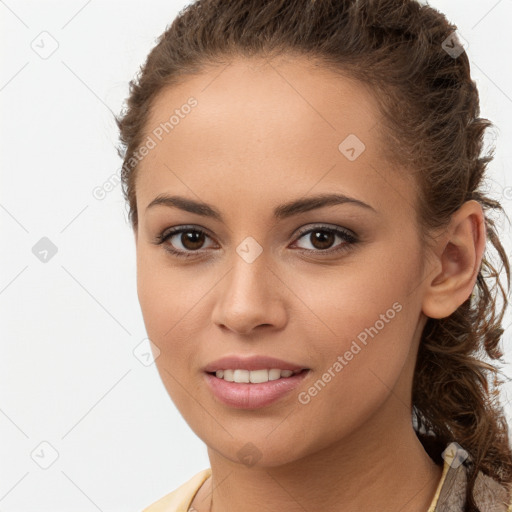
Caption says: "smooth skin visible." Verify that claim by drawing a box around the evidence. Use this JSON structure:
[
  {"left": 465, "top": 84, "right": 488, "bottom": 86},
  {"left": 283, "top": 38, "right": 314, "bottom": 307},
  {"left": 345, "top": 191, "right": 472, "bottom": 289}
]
[{"left": 133, "top": 56, "right": 486, "bottom": 512}]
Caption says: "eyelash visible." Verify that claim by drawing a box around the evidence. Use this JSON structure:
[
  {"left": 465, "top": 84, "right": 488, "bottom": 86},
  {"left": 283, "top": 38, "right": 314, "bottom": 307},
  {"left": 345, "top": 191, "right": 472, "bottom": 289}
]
[{"left": 152, "top": 224, "right": 358, "bottom": 260}]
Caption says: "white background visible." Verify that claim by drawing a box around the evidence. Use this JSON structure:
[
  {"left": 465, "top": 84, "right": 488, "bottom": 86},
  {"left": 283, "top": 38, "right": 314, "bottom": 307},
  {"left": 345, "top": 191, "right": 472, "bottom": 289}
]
[{"left": 1, "top": 1, "right": 511, "bottom": 510}]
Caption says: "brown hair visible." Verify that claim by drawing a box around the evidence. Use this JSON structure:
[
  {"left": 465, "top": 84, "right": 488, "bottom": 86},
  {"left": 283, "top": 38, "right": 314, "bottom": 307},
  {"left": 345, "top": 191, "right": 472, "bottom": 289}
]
[{"left": 115, "top": 0, "right": 512, "bottom": 509}]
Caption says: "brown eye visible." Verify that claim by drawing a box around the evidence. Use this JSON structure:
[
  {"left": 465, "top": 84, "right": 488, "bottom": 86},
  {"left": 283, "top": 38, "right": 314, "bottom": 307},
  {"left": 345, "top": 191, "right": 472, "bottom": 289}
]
[
  {"left": 179, "top": 230, "right": 206, "bottom": 250},
  {"left": 154, "top": 224, "right": 357, "bottom": 260},
  {"left": 154, "top": 226, "right": 216, "bottom": 259},
  {"left": 293, "top": 225, "right": 357, "bottom": 255},
  {"left": 308, "top": 230, "right": 336, "bottom": 250}
]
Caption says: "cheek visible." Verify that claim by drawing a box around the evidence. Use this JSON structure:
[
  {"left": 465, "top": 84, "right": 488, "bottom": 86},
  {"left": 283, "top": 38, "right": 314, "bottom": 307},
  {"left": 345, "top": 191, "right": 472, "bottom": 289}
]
[
  {"left": 136, "top": 249, "right": 196, "bottom": 333},
  {"left": 135, "top": 249, "right": 221, "bottom": 384},
  {"left": 291, "top": 300, "right": 415, "bottom": 455},
  {"left": 136, "top": 253, "right": 205, "bottom": 415},
  {"left": 136, "top": 251, "right": 194, "bottom": 370},
  {"left": 290, "top": 247, "right": 420, "bottom": 420},
  {"left": 292, "top": 240, "right": 417, "bottom": 350}
]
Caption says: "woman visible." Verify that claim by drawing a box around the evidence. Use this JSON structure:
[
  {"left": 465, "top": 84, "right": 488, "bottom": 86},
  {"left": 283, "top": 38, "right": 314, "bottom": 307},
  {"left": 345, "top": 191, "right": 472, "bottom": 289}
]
[{"left": 115, "top": 0, "right": 512, "bottom": 510}]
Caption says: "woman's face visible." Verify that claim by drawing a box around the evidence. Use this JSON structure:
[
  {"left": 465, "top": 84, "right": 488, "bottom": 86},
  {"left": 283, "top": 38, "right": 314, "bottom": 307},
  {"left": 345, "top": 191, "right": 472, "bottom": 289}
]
[{"left": 133, "top": 56, "right": 432, "bottom": 466}]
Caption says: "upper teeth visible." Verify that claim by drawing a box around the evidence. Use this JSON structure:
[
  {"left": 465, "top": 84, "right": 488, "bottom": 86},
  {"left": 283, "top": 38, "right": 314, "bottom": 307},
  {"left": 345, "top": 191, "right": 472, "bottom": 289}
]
[{"left": 215, "top": 369, "right": 302, "bottom": 383}]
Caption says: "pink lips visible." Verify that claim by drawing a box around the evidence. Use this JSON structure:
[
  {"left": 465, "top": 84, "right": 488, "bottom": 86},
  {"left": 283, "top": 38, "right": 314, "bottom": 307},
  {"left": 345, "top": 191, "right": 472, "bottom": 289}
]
[
  {"left": 202, "top": 354, "right": 311, "bottom": 409},
  {"left": 204, "top": 370, "right": 310, "bottom": 409}
]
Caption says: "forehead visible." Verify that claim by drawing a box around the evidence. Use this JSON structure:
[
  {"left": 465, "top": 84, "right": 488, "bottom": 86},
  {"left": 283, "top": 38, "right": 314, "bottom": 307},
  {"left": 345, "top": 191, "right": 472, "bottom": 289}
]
[
  {"left": 144, "top": 55, "right": 383, "bottom": 150},
  {"left": 136, "top": 56, "right": 414, "bottom": 220}
]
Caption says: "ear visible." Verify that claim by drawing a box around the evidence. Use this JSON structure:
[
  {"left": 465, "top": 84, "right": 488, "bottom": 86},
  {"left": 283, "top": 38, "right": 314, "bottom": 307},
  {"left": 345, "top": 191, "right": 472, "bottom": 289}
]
[{"left": 421, "top": 200, "right": 486, "bottom": 319}]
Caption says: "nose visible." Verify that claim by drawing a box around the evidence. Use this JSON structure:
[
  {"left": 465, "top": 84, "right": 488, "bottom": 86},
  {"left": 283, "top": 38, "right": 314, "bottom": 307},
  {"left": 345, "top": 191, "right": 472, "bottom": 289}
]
[{"left": 211, "top": 253, "right": 288, "bottom": 336}]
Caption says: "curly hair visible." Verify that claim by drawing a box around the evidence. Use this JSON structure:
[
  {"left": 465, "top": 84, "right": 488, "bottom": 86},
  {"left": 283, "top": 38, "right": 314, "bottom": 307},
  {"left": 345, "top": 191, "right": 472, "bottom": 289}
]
[{"left": 114, "top": 0, "right": 512, "bottom": 509}]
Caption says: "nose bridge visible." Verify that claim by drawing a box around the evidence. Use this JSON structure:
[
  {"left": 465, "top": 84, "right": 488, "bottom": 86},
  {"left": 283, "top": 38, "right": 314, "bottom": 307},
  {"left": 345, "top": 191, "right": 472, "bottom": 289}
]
[
  {"left": 211, "top": 238, "right": 285, "bottom": 333},
  {"left": 235, "top": 234, "right": 265, "bottom": 266},
  {"left": 226, "top": 237, "right": 271, "bottom": 301}
]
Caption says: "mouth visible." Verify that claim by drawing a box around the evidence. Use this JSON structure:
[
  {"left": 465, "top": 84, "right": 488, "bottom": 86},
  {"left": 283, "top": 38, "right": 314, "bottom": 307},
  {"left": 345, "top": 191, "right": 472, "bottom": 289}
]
[
  {"left": 206, "top": 368, "right": 310, "bottom": 383},
  {"left": 204, "top": 368, "right": 311, "bottom": 409}
]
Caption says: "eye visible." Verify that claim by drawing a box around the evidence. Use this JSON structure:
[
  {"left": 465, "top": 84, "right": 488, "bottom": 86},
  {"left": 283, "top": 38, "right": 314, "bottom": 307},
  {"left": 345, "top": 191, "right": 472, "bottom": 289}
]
[
  {"left": 152, "top": 224, "right": 358, "bottom": 259},
  {"left": 291, "top": 224, "right": 357, "bottom": 255},
  {"left": 153, "top": 225, "right": 216, "bottom": 259}
]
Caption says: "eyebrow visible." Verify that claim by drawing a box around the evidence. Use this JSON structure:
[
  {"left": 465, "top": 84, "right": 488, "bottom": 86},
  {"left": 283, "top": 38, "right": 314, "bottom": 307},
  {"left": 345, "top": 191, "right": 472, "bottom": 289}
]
[{"left": 145, "top": 192, "right": 377, "bottom": 221}]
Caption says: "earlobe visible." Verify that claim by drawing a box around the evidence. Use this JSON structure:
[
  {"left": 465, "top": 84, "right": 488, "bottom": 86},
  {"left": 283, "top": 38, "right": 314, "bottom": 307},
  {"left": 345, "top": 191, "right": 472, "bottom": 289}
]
[{"left": 421, "top": 200, "right": 486, "bottom": 320}]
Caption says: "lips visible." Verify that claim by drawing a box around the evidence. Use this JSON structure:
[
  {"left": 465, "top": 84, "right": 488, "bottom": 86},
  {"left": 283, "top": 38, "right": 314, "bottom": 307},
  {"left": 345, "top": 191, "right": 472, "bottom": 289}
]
[
  {"left": 204, "top": 368, "right": 311, "bottom": 409},
  {"left": 202, "top": 354, "right": 310, "bottom": 373}
]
